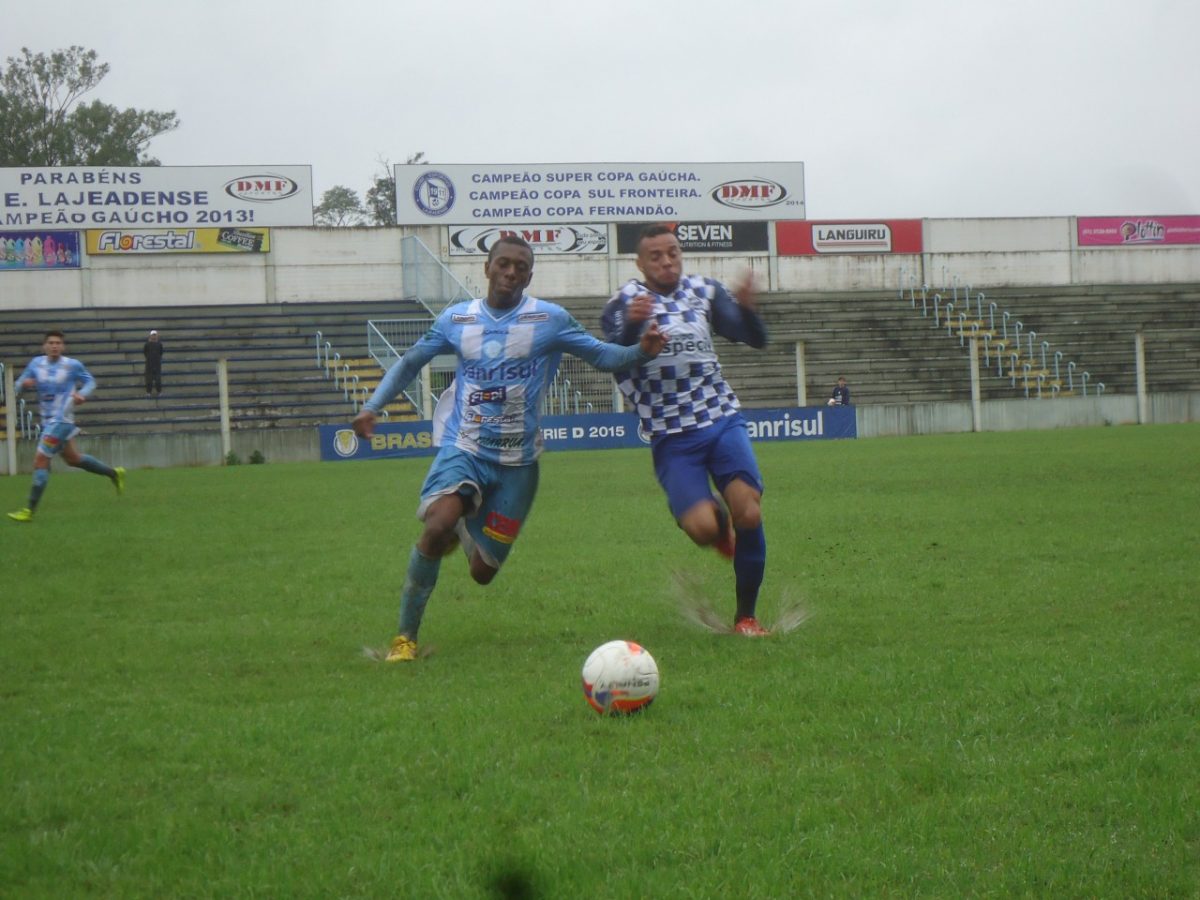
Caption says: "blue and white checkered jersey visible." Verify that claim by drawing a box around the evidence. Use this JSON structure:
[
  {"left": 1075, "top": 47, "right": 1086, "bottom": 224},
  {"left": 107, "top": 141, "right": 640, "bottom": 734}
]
[
  {"left": 600, "top": 275, "right": 767, "bottom": 437},
  {"left": 15, "top": 355, "right": 96, "bottom": 426},
  {"left": 366, "top": 295, "right": 652, "bottom": 465}
]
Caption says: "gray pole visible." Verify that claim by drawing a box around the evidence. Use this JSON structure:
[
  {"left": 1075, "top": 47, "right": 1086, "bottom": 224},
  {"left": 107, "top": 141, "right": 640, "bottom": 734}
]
[
  {"left": 794, "top": 341, "right": 807, "bottom": 407},
  {"left": 218, "top": 358, "right": 232, "bottom": 462},
  {"left": 4, "top": 364, "right": 16, "bottom": 475},
  {"left": 1135, "top": 331, "right": 1148, "bottom": 425},
  {"left": 969, "top": 337, "right": 982, "bottom": 433}
]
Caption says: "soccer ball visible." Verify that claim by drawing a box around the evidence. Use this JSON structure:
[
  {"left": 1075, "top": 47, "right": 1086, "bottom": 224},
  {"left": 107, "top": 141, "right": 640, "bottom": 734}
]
[{"left": 581, "top": 640, "right": 659, "bottom": 715}]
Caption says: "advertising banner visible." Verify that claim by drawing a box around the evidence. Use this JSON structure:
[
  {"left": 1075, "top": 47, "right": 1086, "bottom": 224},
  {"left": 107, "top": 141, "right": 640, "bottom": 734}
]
[
  {"left": 86, "top": 227, "right": 271, "bottom": 255},
  {"left": 394, "top": 162, "right": 805, "bottom": 225},
  {"left": 319, "top": 406, "right": 854, "bottom": 462},
  {"left": 615, "top": 221, "right": 769, "bottom": 254},
  {"left": 776, "top": 219, "right": 923, "bottom": 255},
  {"left": 1077, "top": 215, "right": 1200, "bottom": 247},
  {"left": 0, "top": 230, "right": 80, "bottom": 269},
  {"left": 448, "top": 224, "right": 607, "bottom": 256},
  {"left": 1, "top": 166, "right": 314, "bottom": 228}
]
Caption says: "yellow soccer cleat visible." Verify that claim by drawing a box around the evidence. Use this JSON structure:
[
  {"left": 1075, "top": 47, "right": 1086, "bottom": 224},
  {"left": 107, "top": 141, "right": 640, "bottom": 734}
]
[
  {"left": 113, "top": 467, "right": 126, "bottom": 496},
  {"left": 385, "top": 634, "right": 419, "bottom": 662},
  {"left": 7, "top": 508, "right": 34, "bottom": 523}
]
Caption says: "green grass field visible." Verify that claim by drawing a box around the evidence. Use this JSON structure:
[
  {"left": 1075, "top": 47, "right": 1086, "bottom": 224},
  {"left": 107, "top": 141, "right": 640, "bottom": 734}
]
[{"left": 2, "top": 424, "right": 1197, "bottom": 898}]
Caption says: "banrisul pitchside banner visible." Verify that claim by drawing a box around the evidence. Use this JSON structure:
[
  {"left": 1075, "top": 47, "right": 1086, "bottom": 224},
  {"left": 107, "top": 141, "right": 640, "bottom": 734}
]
[
  {"left": 1, "top": 166, "right": 314, "bottom": 228},
  {"left": 394, "top": 162, "right": 805, "bottom": 225},
  {"left": 319, "top": 407, "right": 853, "bottom": 461}
]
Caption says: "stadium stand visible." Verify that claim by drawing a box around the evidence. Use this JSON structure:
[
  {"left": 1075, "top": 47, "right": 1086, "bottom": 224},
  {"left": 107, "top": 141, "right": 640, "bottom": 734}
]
[
  {"left": 0, "top": 300, "right": 428, "bottom": 435},
  {"left": 3, "top": 284, "right": 1197, "bottom": 439},
  {"left": 554, "top": 282, "right": 1200, "bottom": 407}
]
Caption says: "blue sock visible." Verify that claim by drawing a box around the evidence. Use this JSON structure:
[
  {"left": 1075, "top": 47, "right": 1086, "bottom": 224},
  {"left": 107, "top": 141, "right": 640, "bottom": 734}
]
[
  {"left": 76, "top": 455, "right": 115, "bottom": 478},
  {"left": 733, "top": 525, "right": 766, "bottom": 620},
  {"left": 29, "top": 468, "right": 49, "bottom": 510},
  {"left": 398, "top": 546, "right": 442, "bottom": 640}
]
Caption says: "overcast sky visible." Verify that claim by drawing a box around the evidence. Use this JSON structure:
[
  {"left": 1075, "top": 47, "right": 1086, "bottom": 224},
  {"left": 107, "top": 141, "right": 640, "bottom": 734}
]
[{"left": 5, "top": 0, "right": 1196, "bottom": 219}]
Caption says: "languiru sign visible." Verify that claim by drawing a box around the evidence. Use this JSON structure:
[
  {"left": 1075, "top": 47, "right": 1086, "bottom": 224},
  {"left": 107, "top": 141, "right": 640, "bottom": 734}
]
[
  {"left": 0, "top": 166, "right": 314, "bottom": 228},
  {"left": 394, "top": 162, "right": 806, "bottom": 225}
]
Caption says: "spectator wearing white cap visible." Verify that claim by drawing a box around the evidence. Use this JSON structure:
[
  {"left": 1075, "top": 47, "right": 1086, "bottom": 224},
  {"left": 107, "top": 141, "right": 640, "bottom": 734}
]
[{"left": 143, "top": 329, "right": 164, "bottom": 395}]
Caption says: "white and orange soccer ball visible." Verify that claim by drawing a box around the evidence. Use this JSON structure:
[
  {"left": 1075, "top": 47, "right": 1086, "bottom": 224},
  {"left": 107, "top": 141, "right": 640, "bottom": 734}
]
[{"left": 581, "top": 640, "right": 659, "bottom": 715}]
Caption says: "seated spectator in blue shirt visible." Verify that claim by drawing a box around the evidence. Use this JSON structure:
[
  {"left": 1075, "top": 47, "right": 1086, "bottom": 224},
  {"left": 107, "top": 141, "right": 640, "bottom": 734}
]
[{"left": 828, "top": 376, "right": 851, "bottom": 406}]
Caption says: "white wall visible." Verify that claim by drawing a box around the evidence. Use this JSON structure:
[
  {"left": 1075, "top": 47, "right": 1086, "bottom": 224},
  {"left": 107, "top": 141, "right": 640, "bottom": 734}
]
[{"left": 3, "top": 216, "right": 1199, "bottom": 311}]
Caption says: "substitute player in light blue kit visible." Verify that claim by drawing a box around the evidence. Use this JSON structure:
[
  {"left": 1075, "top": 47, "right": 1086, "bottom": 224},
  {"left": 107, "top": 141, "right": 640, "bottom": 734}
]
[
  {"left": 601, "top": 224, "right": 771, "bottom": 636},
  {"left": 7, "top": 330, "right": 125, "bottom": 523},
  {"left": 352, "top": 236, "right": 667, "bottom": 662}
]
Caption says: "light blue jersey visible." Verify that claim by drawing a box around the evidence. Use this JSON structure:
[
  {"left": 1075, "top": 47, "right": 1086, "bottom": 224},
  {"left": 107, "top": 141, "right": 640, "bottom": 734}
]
[
  {"left": 366, "top": 294, "right": 651, "bottom": 465},
  {"left": 16, "top": 355, "right": 96, "bottom": 427}
]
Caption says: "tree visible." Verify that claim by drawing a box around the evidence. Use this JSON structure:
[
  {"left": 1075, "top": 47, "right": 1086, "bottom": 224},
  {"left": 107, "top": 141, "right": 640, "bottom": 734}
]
[
  {"left": 313, "top": 186, "right": 367, "bottom": 227},
  {"left": 364, "top": 171, "right": 396, "bottom": 227},
  {"left": 0, "top": 46, "right": 179, "bottom": 166},
  {"left": 365, "top": 151, "right": 426, "bottom": 226}
]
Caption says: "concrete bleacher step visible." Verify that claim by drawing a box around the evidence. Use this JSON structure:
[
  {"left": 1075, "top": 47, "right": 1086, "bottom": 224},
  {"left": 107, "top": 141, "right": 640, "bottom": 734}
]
[
  {"left": 5, "top": 286, "right": 1197, "bottom": 417},
  {"left": 0, "top": 300, "right": 429, "bottom": 434},
  {"left": 337, "top": 356, "right": 418, "bottom": 419}
]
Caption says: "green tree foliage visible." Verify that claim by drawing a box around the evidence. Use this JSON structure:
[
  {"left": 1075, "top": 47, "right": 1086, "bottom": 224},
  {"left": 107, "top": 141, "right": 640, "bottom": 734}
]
[
  {"left": 0, "top": 46, "right": 179, "bottom": 166},
  {"left": 365, "top": 151, "right": 426, "bottom": 226},
  {"left": 313, "top": 185, "right": 367, "bottom": 227}
]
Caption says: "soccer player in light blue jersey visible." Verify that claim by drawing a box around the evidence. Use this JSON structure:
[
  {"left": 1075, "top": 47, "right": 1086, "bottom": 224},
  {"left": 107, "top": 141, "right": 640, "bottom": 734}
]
[
  {"left": 353, "top": 235, "right": 667, "bottom": 662},
  {"left": 7, "top": 331, "right": 125, "bottom": 523},
  {"left": 601, "top": 224, "right": 771, "bottom": 636}
]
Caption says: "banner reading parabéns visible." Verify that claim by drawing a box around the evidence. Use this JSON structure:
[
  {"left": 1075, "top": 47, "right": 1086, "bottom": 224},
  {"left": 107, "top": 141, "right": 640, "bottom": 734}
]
[
  {"left": 319, "top": 407, "right": 853, "bottom": 461},
  {"left": 1, "top": 166, "right": 314, "bottom": 228},
  {"left": 394, "top": 162, "right": 805, "bottom": 225}
]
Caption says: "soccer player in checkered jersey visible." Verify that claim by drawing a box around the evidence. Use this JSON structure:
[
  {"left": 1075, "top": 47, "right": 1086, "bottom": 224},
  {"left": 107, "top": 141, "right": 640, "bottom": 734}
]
[
  {"left": 7, "top": 330, "right": 125, "bottom": 523},
  {"left": 353, "top": 235, "right": 667, "bottom": 661},
  {"left": 600, "top": 224, "right": 771, "bottom": 636}
]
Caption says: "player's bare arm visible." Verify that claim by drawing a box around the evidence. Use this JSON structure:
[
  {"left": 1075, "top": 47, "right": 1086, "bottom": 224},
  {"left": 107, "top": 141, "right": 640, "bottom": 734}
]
[
  {"left": 627, "top": 293, "right": 654, "bottom": 323},
  {"left": 733, "top": 272, "right": 758, "bottom": 311},
  {"left": 352, "top": 408, "right": 377, "bottom": 438},
  {"left": 639, "top": 321, "right": 668, "bottom": 357}
]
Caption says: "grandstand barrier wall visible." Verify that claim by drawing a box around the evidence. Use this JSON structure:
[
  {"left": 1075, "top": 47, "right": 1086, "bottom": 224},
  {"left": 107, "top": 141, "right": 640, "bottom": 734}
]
[
  {"left": 2, "top": 391, "right": 1195, "bottom": 475},
  {"left": 3, "top": 218, "right": 1200, "bottom": 310}
]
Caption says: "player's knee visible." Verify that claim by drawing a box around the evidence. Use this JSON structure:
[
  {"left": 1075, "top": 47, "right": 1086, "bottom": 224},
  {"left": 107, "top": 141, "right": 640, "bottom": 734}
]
[
  {"left": 681, "top": 517, "right": 720, "bottom": 547},
  {"left": 732, "top": 502, "right": 762, "bottom": 531},
  {"left": 470, "top": 559, "right": 499, "bottom": 585}
]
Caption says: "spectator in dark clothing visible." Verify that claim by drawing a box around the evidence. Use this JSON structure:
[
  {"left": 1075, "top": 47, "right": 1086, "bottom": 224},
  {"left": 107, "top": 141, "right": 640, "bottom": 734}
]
[
  {"left": 828, "top": 376, "right": 851, "bottom": 406},
  {"left": 143, "top": 330, "right": 164, "bottom": 395}
]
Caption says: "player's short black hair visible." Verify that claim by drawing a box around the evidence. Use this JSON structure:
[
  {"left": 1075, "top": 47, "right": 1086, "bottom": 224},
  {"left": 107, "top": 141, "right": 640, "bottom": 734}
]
[
  {"left": 636, "top": 223, "right": 678, "bottom": 251},
  {"left": 487, "top": 235, "right": 533, "bottom": 264},
  {"left": 43, "top": 329, "right": 65, "bottom": 341}
]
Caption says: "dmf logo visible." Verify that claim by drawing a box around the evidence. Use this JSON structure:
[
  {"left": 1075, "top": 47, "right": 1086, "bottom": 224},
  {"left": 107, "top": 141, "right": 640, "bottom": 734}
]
[
  {"left": 224, "top": 175, "right": 301, "bottom": 202},
  {"left": 712, "top": 179, "right": 788, "bottom": 210}
]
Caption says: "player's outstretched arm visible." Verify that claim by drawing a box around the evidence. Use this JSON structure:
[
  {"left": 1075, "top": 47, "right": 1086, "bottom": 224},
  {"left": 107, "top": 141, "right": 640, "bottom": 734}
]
[
  {"left": 732, "top": 272, "right": 758, "bottom": 312},
  {"left": 352, "top": 408, "right": 377, "bottom": 438},
  {"left": 712, "top": 278, "right": 767, "bottom": 349},
  {"left": 639, "top": 321, "right": 667, "bottom": 358}
]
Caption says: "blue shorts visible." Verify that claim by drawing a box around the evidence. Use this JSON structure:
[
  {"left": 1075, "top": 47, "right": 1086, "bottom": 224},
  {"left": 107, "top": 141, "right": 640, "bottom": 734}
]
[
  {"left": 37, "top": 421, "right": 80, "bottom": 458},
  {"left": 651, "top": 413, "right": 763, "bottom": 520},
  {"left": 417, "top": 445, "right": 540, "bottom": 569}
]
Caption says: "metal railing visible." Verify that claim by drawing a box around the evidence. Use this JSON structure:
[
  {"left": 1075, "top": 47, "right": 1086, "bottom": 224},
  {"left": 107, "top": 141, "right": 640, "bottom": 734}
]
[
  {"left": 401, "top": 234, "right": 476, "bottom": 316},
  {"left": 366, "top": 318, "right": 443, "bottom": 417},
  {"left": 540, "top": 356, "right": 624, "bottom": 416},
  {"left": 903, "top": 266, "right": 1101, "bottom": 399}
]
